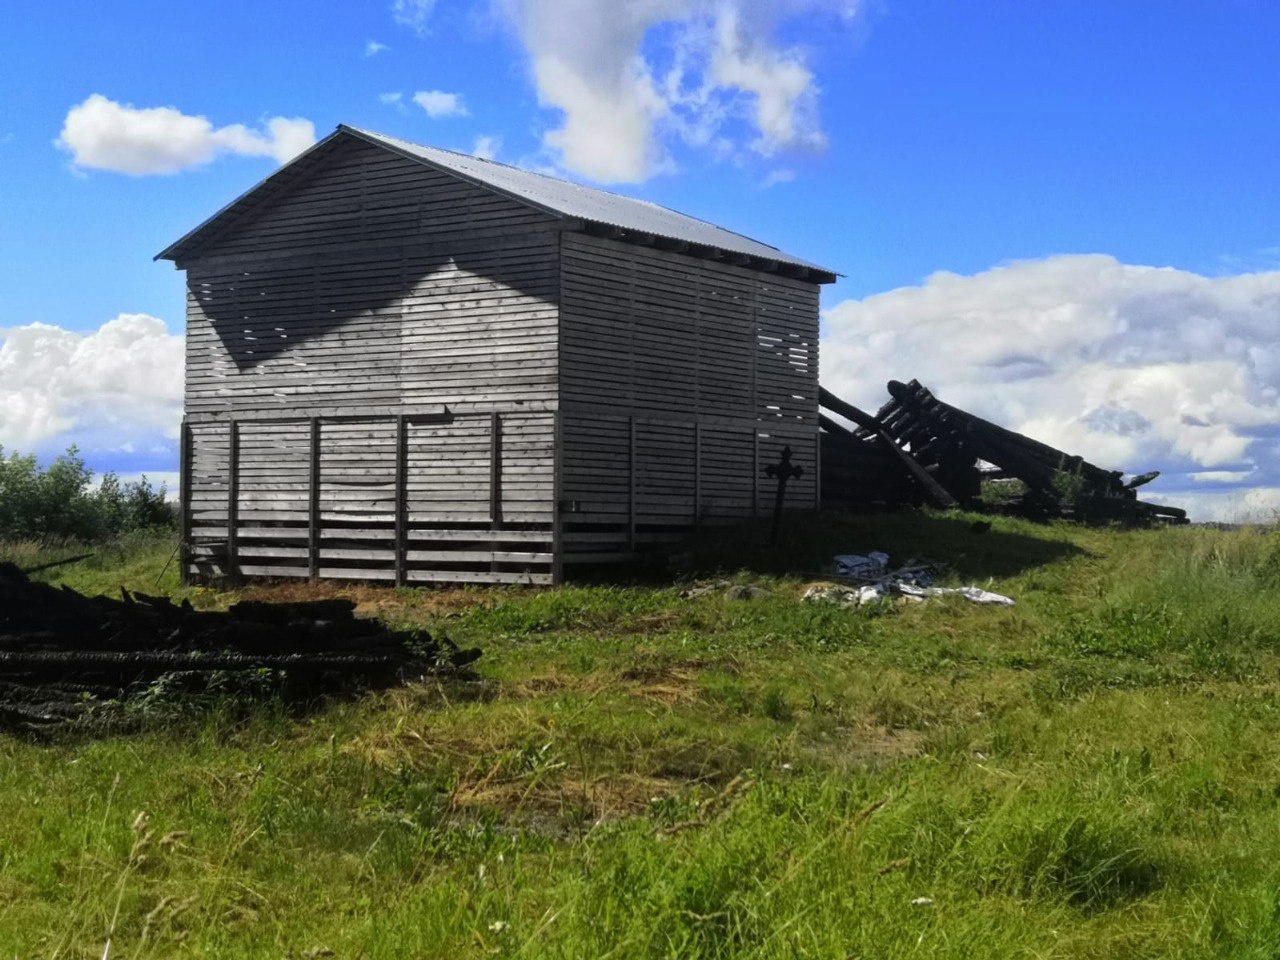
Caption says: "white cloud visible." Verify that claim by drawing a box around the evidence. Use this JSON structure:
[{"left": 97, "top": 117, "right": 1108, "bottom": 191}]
[
  {"left": 822, "top": 255, "right": 1280, "bottom": 522},
  {"left": 760, "top": 168, "right": 796, "bottom": 188},
  {"left": 366, "top": 40, "right": 389, "bottom": 56},
  {"left": 412, "top": 90, "right": 469, "bottom": 118},
  {"left": 57, "top": 95, "right": 316, "bottom": 175},
  {"left": 0, "top": 315, "right": 184, "bottom": 455},
  {"left": 496, "top": 0, "right": 851, "bottom": 183},
  {"left": 393, "top": 0, "right": 436, "bottom": 35},
  {"left": 471, "top": 135, "right": 501, "bottom": 160}
]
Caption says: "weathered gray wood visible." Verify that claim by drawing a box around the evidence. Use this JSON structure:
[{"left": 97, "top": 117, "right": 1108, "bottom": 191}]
[
  {"left": 308, "top": 417, "right": 320, "bottom": 582},
  {"left": 179, "top": 418, "right": 192, "bottom": 586},
  {"left": 694, "top": 420, "right": 701, "bottom": 528},
  {"left": 489, "top": 411, "right": 502, "bottom": 528},
  {"left": 174, "top": 130, "right": 823, "bottom": 585},
  {"left": 227, "top": 420, "right": 240, "bottom": 580},
  {"left": 395, "top": 414, "right": 408, "bottom": 587},
  {"left": 628, "top": 415, "right": 637, "bottom": 551}
]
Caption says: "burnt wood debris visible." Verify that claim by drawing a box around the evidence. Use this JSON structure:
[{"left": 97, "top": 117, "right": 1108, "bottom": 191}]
[
  {"left": 819, "top": 379, "right": 1188, "bottom": 524},
  {"left": 0, "top": 561, "right": 480, "bottom": 733}
]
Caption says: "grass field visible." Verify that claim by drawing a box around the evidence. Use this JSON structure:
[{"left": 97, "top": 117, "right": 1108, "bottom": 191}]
[{"left": 5, "top": 511, "right": 1280, "bottom": 958}]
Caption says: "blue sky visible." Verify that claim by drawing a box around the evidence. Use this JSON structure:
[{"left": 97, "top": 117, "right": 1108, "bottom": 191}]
[{"left": 2, "top": 1, "right": 1279, "bottom": 517}]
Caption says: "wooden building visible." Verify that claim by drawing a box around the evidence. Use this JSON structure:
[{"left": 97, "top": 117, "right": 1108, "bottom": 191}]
[{"left": 159, "top": 125, "right": 837, "bottom": 585}]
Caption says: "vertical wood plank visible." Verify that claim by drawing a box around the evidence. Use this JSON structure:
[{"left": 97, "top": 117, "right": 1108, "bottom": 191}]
[
  {"left": 178, "top": 418, "right": 192, "bottom": 586},
  {"left": 814, "top": 428, "right": 822, "bottom": 510},
  {"left": 751, "top": 428, "right": 759, "bottom": 518},
  {"left": 308, "top": 417, "right": 320, "bottom": 583},
  {"left": 489, "top": 411, "right": 503, "bottom": 528},
  {"left": 551, "top": 408, "right": 564, "bottom": 585},
  {"left": 628, "top": 415, "right": 637, "bottom": 551},
  {"left": 693, "top": 420, "right": 702, "bottom": 530},
  {"left": 395, "top": 414, "right": 408, "bottom": 588},
  {"left": 227, "top": 419, "right": 240, "bottom": 581}
]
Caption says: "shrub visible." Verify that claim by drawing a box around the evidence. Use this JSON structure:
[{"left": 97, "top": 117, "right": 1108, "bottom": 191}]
[{"left": 0, "top": 445, "right": 175, "bottom": 544}]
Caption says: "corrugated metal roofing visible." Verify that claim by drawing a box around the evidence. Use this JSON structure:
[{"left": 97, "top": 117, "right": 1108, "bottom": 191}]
[
  {"left": 159, "top": 125, "right": 837, "bottom": 280},
  {"left": 343, "top": 126, "right": 836, "bottom": 278}
]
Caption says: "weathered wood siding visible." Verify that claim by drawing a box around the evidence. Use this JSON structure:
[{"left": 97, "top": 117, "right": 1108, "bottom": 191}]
[
  {"left": 557, "top": 233, "right": 819, "bottom": 551},
  {"left": 182, "top": 139, "right": 559, "bottom": 583}
]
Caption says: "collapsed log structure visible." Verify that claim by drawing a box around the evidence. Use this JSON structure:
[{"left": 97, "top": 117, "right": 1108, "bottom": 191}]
[
  {"left": 820, "top": 379, "right": 1188, "bottom": 524},
  {"left": 0, "top": 561, "right": 480, "bottom": 732}
]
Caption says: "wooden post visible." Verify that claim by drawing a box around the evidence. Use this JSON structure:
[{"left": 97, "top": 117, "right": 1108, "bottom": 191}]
[
  {"left": 751, "top": 428, "right": 759, "bottom": 518},
  {"left": 227, "top": 419, "right": 240, "bottom": 581},
  {"left": 628, "top": 415, "right": 637, "bottom": 551},
  {"left": 489, "top": 411, "right": 503, "bottom": 528},
  {"left": 814, "top": 428, "right": 822, "bottom": 510},
  {"left": 693, "top": 420, "right": 702, "bottom": 530},
  {"left": 394, "top": 414, "right": 408, "bottom": 588},
  {"left": 178, "top": 418, "right": 192, "bottom": 586},
  {"left": 551, "top": 409, "right": 564, "bottom": 585},
  {"left": 308, "top": 417, "right": 320, "bottom": 583}
]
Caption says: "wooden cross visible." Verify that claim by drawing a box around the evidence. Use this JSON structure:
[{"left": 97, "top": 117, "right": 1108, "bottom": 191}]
[{"left": 764, "top": 446, "right": 804, "bottom": 545}]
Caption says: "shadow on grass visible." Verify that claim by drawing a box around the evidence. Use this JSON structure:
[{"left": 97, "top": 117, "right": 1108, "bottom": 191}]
[{"left": 573, "top": 509, "right": 1091, "bottom": 584}]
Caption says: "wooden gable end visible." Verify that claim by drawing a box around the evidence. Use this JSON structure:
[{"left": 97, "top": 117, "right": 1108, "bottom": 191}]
[{"left": 191, "top": 135, "right": 556, "bottom": 263}]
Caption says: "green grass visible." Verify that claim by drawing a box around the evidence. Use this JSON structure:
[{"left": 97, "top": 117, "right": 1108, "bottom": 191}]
[{"left": 5, "top": 512, "right": 1280, "bottom": 957}]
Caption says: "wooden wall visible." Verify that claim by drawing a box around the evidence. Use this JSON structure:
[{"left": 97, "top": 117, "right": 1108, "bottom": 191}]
[
  {"left": 181, "top": 138, "right": 560, "bottom": 584},
  {"left": 177, "top": 133, "right": 823, "bottom": 583},
  {"left": 557, "top": 232, "right": 820, "bottom": 559}
]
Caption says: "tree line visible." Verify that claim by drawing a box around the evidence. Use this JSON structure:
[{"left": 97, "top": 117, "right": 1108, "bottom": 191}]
[{"left": 0, "top": 446, "right": 175, "bottom": 543}]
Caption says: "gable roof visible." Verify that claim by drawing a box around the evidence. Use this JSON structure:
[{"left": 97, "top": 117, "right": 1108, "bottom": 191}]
[{"left": 157, "top": 125, "right": 838, "bottom": 282}]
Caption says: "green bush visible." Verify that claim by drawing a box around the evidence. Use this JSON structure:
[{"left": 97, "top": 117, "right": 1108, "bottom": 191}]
[{"left": 0, "top": 445, "right": 175, "bottom": 544}]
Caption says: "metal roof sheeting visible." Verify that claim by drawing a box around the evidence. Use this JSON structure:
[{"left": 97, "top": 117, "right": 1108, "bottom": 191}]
[
  {"left": 159, "top": 125, "right": 837, "bottom": 280},
  {"left": 343, "top": 127, "right": 835, "bottom": 278}
]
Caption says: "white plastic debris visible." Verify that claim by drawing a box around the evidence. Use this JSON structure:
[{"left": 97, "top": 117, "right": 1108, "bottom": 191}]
[
  {"left": 897, "top": 584, "right": 1016, "bottom": 606},
  {"left": 804, "top": 552, "right": 1016, "bottom": 608}
]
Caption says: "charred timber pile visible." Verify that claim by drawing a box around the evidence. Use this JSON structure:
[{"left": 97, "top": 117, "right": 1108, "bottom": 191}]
[
  {"left": 819, "top": 380, "right": 1188, "bottom": 524},
  {"left": 0, "top": 561, "right": 480, "bottom": 732}
]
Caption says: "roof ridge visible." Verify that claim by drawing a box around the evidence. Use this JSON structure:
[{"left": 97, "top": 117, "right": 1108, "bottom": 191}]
[
  {"left": 161, "top": 124, "right": 837, "bottom": 279},
  {"left": 343, "top": 125, "right": 803, "bottom": 264}
]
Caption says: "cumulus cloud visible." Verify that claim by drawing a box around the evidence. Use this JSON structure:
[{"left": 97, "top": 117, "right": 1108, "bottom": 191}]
[
  {"left": 0, "top": 315, "right": 183, "bottom": 458},
  {"left": 366, "top": 40, "right": 389, "bottom": 56},
  {"left": 57, "top": 95, "right": 316, "bottom": 175},
  {"left": 496, "top": 0, "right": 850, "bottom": 182},
  {"left": 822, "top": 255, "right": 1280, "bottom": 521},
  {"left": 412, "top": 90, "right": 469, "bottom": 118}
]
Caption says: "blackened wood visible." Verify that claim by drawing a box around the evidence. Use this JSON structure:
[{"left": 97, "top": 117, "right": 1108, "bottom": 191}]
[{"left": 820, "top": 386, "right": 956, "bottom": 509}]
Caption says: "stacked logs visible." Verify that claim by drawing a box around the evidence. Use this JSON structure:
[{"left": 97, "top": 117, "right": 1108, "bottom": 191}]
[
  {"left": 0, "top": 561, "right": 480, "bottom": 732},
  {"left": 819, "top": 379, "right": 1188, "bottom": 524}
]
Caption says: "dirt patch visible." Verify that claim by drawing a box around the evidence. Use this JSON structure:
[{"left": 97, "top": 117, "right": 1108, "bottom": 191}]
[
  {"left": 230, "top": 581, "right": 495, "bottom": 619},
  {"left": 618, "top": 659, "right": 711, "bottom": 705}
]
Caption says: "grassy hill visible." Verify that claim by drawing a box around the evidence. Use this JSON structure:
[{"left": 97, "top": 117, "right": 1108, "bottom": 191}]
[{"left": 4, "top": 511, "right": 1280, "bottom": 958}]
